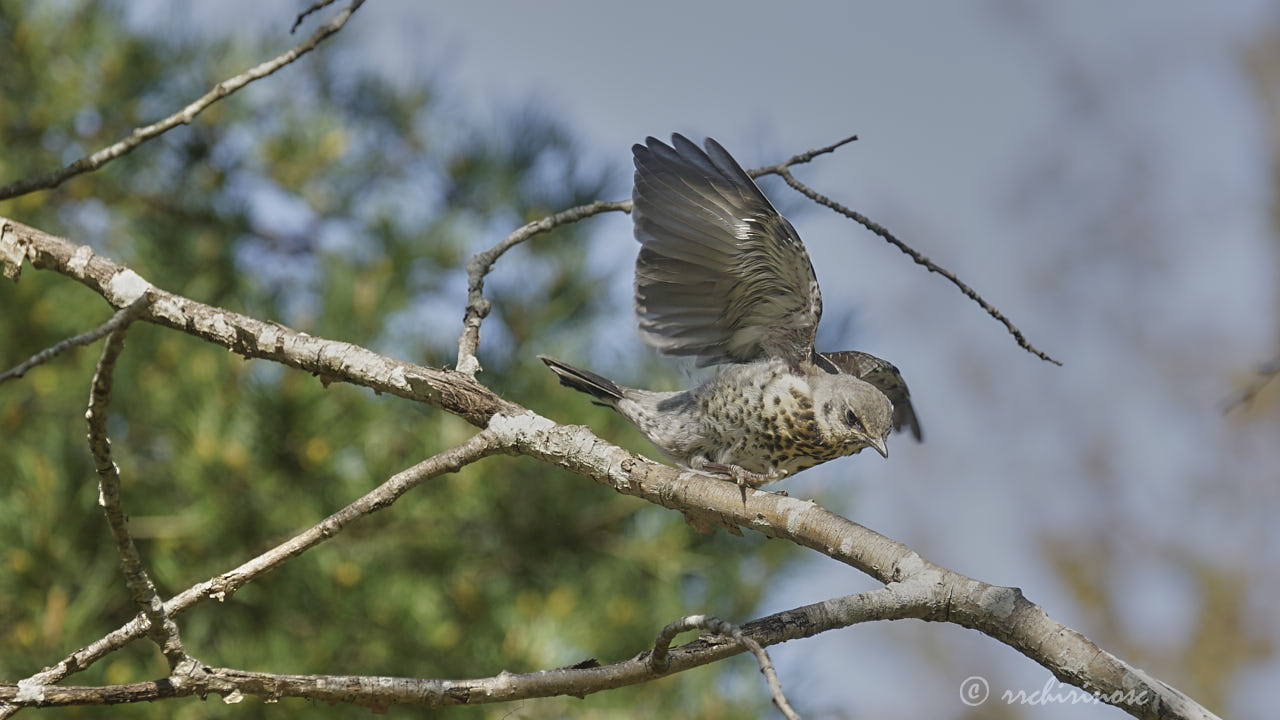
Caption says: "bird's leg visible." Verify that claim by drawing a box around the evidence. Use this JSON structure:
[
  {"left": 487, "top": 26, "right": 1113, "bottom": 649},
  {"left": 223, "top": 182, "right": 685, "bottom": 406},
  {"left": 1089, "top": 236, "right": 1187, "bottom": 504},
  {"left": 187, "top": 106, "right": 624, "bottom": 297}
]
[{"left": 696, "top": 460, "right": 786, "bottom": 488}]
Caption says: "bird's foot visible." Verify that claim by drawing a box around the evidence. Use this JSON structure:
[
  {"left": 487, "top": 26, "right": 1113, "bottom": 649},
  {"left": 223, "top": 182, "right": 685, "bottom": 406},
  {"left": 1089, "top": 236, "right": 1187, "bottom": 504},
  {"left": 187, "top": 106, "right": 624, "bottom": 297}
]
[{"left": 699, "top": 462, "right": 787, "bottom": 489}]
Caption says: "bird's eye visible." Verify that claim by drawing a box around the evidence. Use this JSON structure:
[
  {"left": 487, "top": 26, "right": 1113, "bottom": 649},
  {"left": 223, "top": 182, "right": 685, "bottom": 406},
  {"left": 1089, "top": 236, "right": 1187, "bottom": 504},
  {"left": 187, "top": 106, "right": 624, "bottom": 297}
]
[{"left": 844, "top": 409, "right": 859, "bottom": 428}]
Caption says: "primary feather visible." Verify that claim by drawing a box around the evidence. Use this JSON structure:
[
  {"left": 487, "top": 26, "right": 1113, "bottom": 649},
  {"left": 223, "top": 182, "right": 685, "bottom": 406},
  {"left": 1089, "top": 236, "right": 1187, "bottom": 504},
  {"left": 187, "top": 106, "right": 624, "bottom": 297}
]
[{"left": 632, "top": 134, "right": 823, "bottom": 368}]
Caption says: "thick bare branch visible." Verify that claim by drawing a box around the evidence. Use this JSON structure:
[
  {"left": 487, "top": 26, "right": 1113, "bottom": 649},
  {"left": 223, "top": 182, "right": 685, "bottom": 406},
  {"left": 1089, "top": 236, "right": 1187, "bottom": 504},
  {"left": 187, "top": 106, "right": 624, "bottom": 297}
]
[
  {"left": 0, "top": 0, "right": 365, "bottom": 202},
  {"left": 0, "top": 589, "right": 923, "bottom": 710},
  {"left": 0, "top": 293, "right": 152, "bottom": 384},
  {"left": 86, "top": 309, "right": 190, "bottom": 671},
  {"left": 0, "top": 560, "right": 1213, "bottom": 720},
  {"left": 485, "top": 411, "right": 1217, "bottom": 720},
  {"left": 1, "top": 431, "right": 501, "bottom": 716},
  {"left": 0, "top": 218, "right": 518, "bottom": 426}
]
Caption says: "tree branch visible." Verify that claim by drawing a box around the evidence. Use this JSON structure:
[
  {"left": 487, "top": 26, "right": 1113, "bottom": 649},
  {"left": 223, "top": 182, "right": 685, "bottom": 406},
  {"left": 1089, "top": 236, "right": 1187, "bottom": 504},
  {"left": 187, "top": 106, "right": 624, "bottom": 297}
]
[
  {"left": 750, "top": 133, "right": 1059, "bottom": 365},
  {"left": 771, "top": 166, "right": 1061, "bottom": 366},
  {"left": 85, "top": 304, "right": 192, "bottom": 672},
  {"left": 0, "top": 589, "right": 923, "bottom": 710},
  {"left": 456, "top": 200, "right": 630, "bottom": 376},
  {"left": 290, "top": 0, "right": 339, "bottom": 33},
  {"left": 0, "top": 559, "right": 1215, "bottom": 720},
  {"left": 0, "top": 431, "right": 502, "bottom": 718},
  {"left": 0, "top": 0, "right": 366, "bottom": 202},
  {"left": 0, "top": 293, "right": 152, "bottom": 384},
  {"left": 748, "top": 134, "right": 861, "bottom": 176},
  {"left": 649, "top": 615, "right": 799, "bottom": 720},
  {"left": 485, "top": 411, "right": 1218, "bottom": 720},
  {"left": 0, "top": 218, "right": 518, "bottom": 426}
]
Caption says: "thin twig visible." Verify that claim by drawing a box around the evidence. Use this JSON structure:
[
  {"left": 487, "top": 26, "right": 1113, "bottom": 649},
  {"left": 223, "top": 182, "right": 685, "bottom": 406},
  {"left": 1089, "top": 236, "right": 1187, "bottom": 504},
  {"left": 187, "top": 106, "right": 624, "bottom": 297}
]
[
  {"left": 451, "top": 141, "right": 855, "bottom": 376},
  {"left": 0, "top": 430, "right": 501, "bottom": 716},
  {"left": 0, "top": 0, "right": 366, "bottom": 202},
  {"left": 649, "top": 614, "right": 800, "bottom": 720},
  {"left": 1223, "top": 357, "right": 1280, "bottom": 413},
  {"left": 455, "top": 200, "right": 630, "bottom": 376},
  {"left": 773, "top": 166, "right": 1062, "bottom": 365},
  {"left": 758, "top": 133, "right": 1059, "bottom": 364},
  {"left": 749, "top": 134, "right": 860, "bottom": 177},
  {"left": 453, "top": 133, "right": 1058, "bottom": 372},
  {"left": 290, "top": 0, "right": 338, "bottom": 33},
  {"left": 0, "top": 294, "right": 153, "bottom": 385},
  {"left": 86, "top": 313, "right": 191, "bottom": 672}
]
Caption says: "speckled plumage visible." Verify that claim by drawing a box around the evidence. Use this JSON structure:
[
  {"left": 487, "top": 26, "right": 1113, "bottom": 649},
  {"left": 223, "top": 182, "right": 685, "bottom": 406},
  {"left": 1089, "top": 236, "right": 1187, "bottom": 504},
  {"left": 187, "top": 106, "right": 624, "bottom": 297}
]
[{"left": 540, "top": 135, "right": 921, "bottom": 486}]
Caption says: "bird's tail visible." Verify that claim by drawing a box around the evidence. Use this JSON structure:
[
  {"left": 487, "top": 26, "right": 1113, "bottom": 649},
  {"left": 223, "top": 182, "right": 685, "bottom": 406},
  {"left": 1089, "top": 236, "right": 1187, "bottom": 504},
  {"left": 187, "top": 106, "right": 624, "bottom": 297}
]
[{"left": 539, "top": 355, "right": 625, "bottom": 407}]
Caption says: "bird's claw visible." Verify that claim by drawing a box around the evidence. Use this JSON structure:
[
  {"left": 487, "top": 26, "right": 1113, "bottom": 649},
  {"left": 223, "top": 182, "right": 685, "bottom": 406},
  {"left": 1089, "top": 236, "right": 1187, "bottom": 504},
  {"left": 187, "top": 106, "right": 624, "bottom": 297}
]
[{"left": 697, "top": 462, "right": 786, "bottom": 488}]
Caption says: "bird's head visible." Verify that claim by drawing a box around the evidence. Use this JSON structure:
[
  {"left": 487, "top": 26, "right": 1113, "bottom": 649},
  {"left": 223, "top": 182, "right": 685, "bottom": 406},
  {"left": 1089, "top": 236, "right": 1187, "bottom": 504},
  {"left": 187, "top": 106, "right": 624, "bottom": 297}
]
[{"left": 811, "top": 374, "right": 894, "bottom": 458}]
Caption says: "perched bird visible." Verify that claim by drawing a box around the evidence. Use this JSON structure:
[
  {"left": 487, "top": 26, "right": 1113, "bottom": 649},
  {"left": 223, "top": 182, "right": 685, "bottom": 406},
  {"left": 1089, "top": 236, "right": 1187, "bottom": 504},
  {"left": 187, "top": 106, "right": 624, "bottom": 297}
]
[{"left": 540, "top": 134, "right": 920, "bottom": 486}]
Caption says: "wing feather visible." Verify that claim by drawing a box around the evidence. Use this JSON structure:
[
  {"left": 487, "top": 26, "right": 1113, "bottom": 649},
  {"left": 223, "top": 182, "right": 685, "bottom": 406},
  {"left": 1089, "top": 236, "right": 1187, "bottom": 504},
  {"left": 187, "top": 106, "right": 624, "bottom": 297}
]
[{"left": 632, "top": 134, "right": 822, "bottom": 367}]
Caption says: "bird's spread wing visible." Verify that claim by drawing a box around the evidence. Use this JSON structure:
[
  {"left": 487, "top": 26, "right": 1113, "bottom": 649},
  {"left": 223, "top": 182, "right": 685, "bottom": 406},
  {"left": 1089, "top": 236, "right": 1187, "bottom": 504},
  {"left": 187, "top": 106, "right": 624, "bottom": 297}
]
[
  {"left": 632, "top": 134, "right": 822, "bottom": 367},
  {"left": 818, "top": 350, "right": 923, "bottom": 441}
]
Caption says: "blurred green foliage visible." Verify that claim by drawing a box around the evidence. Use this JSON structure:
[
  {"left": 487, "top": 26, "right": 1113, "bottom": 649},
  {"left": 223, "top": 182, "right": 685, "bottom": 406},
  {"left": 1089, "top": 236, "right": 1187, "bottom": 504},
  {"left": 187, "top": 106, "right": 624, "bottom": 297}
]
[{"left": 0, "top": 3, "right": 795, "bottom": 717}]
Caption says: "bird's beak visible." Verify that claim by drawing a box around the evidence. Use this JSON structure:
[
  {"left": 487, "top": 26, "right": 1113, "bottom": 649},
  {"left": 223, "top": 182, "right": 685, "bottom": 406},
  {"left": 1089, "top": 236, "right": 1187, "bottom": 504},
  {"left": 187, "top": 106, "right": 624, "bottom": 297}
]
[{"left": 869, "top": 437, "right": 888, "bottom": 459}]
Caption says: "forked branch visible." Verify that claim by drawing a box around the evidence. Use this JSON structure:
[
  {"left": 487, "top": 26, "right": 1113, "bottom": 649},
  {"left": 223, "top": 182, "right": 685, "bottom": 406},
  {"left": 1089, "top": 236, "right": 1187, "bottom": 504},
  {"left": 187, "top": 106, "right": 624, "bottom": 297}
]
[
  {"left": 85, "top": 302, "right": 192, "bottom": 672},
  {"left": 649, "top": 615, "right": 799, "bottom": 720},
  {"left": 0, "top": 294, "right": 153, "bottom": 384},
  {"left": 1, "top": 589, "right": 920, "bottom": 711},
  {"left": 456, "top": 200, "right": 629, "bottom": 376},
  {"left": 1, "top": 431, "right": 502, "bottom": 718}
]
